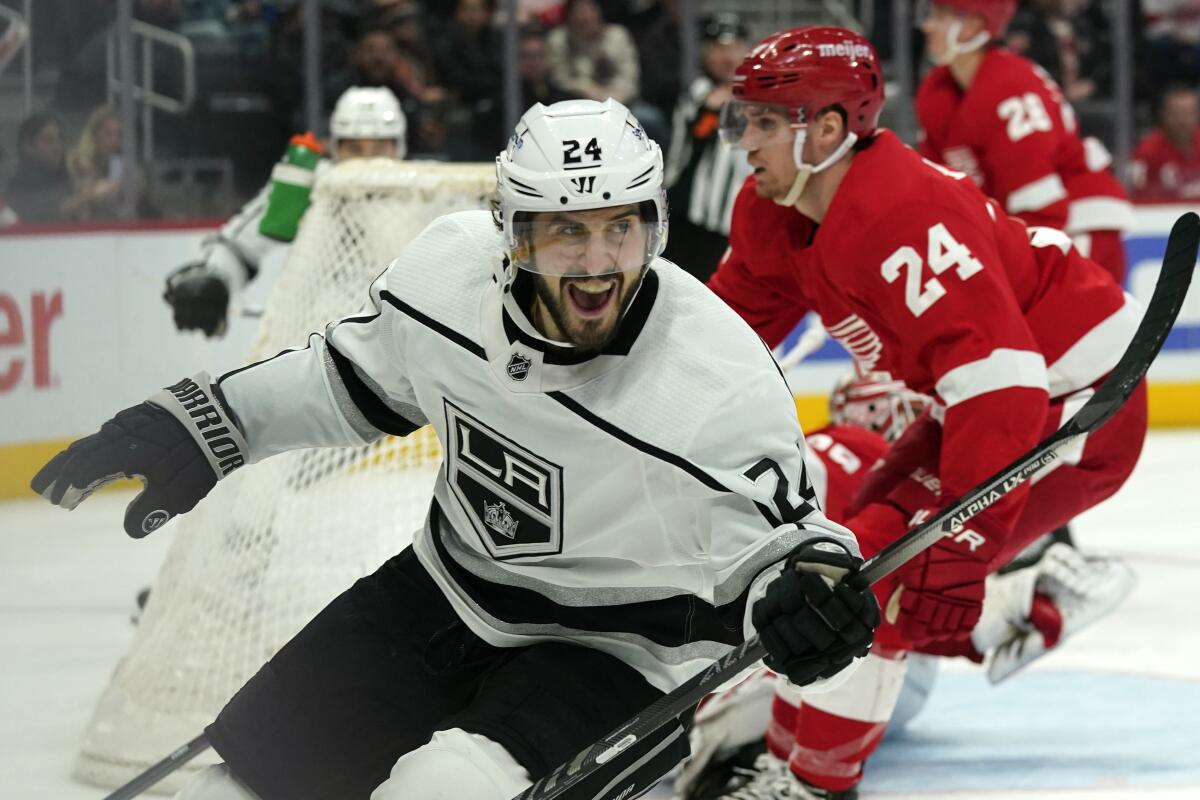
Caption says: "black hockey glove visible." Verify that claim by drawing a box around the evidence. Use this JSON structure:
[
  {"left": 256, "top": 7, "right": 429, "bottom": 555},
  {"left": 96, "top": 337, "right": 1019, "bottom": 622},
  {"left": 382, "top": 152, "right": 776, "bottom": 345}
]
[
  {"left": 30, "top": 373, "right": 248, "bottom": 538},
  {"left": 752, "top": 538, "right": 880, "bottom": 686},
  {"left": 164, "top": 262, "right": 230, "bottom": 338}
]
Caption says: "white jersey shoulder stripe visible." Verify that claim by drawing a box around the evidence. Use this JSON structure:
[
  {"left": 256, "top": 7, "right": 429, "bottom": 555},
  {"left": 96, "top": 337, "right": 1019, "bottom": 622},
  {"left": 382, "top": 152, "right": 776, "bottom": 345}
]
[
  {"left": 935, "top": 348, "right": 1049, "bottom": 408},
  {"left": 1066, "top": 196, "right": 1135, "bottom": 234},
  {"left": 1047, "top": 293, "right": 1142, "bottom": 397},
  {"left": 1005, "top": 173, "right": 1068, "bottom": 214}
]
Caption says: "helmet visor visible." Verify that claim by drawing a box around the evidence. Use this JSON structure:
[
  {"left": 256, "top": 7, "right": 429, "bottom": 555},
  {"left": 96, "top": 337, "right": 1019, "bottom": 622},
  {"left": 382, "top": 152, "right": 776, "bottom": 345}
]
[
  {"left": 719, "top": 101, "right": 803, "bottom": 149},
  {"left": 510, "top": 203, "right": 662, "bottom": 277}
]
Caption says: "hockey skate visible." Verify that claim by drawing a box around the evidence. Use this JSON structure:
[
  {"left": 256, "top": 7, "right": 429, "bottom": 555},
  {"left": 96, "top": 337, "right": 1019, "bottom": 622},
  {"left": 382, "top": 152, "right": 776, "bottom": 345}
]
[
  {"left": 686, "top": 751, "right": 857, "bottom": 800},
  {"left": 985, "top": 542, "right": 1137, "bottom": 683},
  {"left": 677, "top": 668, "right": 777, "bottom": 800}
]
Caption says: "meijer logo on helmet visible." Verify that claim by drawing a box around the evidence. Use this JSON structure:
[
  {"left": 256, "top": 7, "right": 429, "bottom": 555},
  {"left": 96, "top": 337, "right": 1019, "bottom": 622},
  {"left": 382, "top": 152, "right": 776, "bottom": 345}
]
[{"left": 817, "top": 40, "right": 872, "bottom": 59}]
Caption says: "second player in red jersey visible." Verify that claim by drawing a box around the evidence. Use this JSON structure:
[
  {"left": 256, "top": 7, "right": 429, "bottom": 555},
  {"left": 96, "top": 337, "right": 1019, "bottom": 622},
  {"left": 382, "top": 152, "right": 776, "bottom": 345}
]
[{"left": 915, "top": 0, "right": 1132, "bottom": 282}]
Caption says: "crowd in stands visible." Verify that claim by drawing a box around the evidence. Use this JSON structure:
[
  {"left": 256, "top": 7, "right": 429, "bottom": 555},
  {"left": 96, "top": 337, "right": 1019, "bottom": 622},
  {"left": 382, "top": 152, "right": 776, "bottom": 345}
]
[
  {"left": 2, "top": 0, "right": 1199, "bottom": 227},
  {"left": 3, "top": 104, "right": 156, "bottom": 224}
]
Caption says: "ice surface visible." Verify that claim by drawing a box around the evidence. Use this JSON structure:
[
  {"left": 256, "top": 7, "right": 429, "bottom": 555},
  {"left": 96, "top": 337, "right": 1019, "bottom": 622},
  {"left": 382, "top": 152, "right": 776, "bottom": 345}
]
[{"left": 3, "top": 432, "right": 1198, "bottom": 799}]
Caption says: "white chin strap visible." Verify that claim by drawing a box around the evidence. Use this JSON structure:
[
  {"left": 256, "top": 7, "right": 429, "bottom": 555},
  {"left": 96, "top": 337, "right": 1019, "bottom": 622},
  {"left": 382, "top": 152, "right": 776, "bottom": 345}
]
[
  {"left": 775, "top": 128, "right": 860, "bottom": 208},
  {"left": 934, "top": 18, "right": 991, "bottom": 65}
]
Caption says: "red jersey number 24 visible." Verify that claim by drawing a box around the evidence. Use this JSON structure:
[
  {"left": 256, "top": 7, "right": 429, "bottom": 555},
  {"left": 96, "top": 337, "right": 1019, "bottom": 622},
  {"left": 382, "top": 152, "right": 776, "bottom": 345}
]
[{"left": 880, "top": 223, "right": 984, "bottom": 317}]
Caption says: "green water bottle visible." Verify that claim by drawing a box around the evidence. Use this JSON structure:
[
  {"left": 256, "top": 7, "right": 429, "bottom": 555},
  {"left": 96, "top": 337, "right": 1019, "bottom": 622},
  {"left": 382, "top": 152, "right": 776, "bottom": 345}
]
[{"left": 259, "top": 132, "right": 324, "bottom": 242}]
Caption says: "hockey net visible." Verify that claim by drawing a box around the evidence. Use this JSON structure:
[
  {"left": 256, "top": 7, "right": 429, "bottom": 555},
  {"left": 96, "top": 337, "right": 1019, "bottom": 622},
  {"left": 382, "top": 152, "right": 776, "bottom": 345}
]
[{"left": 74, "top": 159, "right": 497, "bottom": 793}]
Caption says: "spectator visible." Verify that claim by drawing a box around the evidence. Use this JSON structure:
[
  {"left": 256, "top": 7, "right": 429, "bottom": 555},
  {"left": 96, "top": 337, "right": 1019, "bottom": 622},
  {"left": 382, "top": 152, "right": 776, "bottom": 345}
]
[
  {"left": 519, "top": 26, "right": 573, "bottom": 111},
  {"left": 1131, "top": 83, "right": 1200, "bottom": 200},
  {"left": 224, "top": 0, "right": 277, "bottom": 60},
  {"left": 1143, "top": 0, "right": 1200, "bottom": 88},
  {"left": 66, "top": 104, "right": 154, "bottom": 220},
  {"left": 635, "top": 0, "right": 683, "bottom": 122},
  {"left": 327, "top": 22, "right": 451, "bottom": 156},
  {"left": 1006, "top": 0, "right": 1112, "bottom": 102},
  {"left": 372, "top": 0, "right": 445, "bottom": 105},
  {"left": 662, "top": 11, "right": 751, "bottom": 281},
  {"left": 434, "top": 0, "right": 503, "bottom": 160},
  {"left": 325, "top": 26, "right": 411, "bottom": 112},
  {"left": 545, "top": 0, "right": 640, "bottom": 106},
  {"left": 519, "top": 0, "right": 566, "bottom": 27},
  {"left": 4, "top": 113, "right": 80, "bottom": 224}
]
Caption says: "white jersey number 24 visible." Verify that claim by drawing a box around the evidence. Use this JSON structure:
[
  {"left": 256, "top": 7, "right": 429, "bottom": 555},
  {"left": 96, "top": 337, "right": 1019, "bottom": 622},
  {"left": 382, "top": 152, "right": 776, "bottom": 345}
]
[{"left": 880, "top": 223, "right": 984, "bottom": 318}]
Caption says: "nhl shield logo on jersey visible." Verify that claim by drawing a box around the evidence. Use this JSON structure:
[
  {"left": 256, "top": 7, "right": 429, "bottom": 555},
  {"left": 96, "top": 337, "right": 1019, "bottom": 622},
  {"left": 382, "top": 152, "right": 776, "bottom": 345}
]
[
  {"left": 506, "top": 352, "right": 532, "bottom": 381},
  {"left": 444, "top": 399, "right": 563, "bottom": 559}
]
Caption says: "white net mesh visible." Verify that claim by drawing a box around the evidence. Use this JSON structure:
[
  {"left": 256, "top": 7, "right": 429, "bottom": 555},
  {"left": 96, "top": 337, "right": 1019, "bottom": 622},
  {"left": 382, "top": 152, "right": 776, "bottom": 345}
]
[{"left": 74, "top": 160, "right": 497, "bottom": 793}]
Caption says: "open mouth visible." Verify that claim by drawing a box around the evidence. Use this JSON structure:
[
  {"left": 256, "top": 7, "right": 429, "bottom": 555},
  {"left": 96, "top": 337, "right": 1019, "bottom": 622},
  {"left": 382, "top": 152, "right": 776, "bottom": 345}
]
[{"left": 565, "top": 279, "right": 618, "bottom": 318}]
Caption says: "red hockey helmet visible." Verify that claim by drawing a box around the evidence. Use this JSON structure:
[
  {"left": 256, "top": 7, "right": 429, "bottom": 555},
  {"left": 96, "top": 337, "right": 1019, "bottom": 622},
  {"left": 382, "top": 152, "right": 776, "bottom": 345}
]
[
  {"left": 731, "top": 26, "right": 885, "bottom": 138},
  {"left": 926, "top": 0, "right": 1017, "bottom": 38}
]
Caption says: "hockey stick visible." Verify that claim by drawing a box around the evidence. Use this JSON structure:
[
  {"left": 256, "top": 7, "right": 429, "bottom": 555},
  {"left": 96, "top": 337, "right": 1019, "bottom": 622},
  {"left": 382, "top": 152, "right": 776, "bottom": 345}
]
[
  {"left": 101, "top": 733, "right": 211, "bottom": 800},
  {"left": 514, "top": 211, "right": 1200, "bottom": 800}
]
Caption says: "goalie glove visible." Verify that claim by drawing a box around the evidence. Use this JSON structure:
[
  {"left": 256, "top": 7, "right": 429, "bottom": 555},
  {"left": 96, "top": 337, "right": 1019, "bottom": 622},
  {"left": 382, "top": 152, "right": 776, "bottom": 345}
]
[
  {"left": 163, "top": 261, "right": 231, "bottom": 338},
  {"left": 30, "top": 373, "right": 248, "bottom": 538},
  {"left": 752, "top": 538, "right": 880, "bottom": 686}
]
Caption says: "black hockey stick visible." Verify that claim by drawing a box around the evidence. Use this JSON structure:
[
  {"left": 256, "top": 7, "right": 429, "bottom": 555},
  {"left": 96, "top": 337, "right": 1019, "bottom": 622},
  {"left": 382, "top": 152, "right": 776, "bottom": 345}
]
[
  {"left": 101, "top": 732, "right": 211, "bottom": 800},
  {"left": 514, "top": 211, "right": 1200, "bottom": 800}
]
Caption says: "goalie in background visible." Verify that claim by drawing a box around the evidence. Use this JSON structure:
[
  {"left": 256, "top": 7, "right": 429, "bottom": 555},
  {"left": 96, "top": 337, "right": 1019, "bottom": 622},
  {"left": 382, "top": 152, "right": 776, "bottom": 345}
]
[{"left": 163, "top": 86, "right": 407, "bottom": 339}]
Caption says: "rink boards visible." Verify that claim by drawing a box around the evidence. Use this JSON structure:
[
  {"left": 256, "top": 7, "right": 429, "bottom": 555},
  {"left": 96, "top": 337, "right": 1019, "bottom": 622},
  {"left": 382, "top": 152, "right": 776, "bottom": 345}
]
[{"left": 1, "top": 205, "right": 1197, "bottom": 499}]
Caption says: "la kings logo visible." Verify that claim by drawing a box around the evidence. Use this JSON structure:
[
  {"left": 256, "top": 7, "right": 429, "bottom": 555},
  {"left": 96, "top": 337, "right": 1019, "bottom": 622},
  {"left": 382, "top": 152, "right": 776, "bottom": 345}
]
[{"left": 444, "top": 399, "right": 563, "bottom": 559}]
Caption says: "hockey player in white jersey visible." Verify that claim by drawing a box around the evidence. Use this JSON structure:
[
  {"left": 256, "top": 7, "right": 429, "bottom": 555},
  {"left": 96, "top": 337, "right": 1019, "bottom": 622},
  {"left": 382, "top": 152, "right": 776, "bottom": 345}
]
[
  {"left": 163, "top": 86, "right": 407, "bottom": 338},
  {"left": 32, "top": 99, "right": 879, "bottom": 800}
]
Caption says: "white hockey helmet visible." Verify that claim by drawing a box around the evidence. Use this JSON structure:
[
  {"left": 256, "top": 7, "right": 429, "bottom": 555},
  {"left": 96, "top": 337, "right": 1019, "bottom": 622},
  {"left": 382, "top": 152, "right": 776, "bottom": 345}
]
[
  {"left": 496, "top": 98, "right": 667, "bottom": 277},
  {"left": 331, "top": 86, "right": 407, "bottom": 158}
]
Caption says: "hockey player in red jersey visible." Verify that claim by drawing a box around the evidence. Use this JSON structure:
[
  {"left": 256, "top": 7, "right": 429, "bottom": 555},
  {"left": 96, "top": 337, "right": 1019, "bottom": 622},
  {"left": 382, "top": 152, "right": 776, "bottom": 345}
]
[
  {"left": 678, "top": 374, "right": 1136, "bottom": 800},
  {"left": 705, "top": 26, "right": 1147, "bottom": 797},
  {"left": 915, "top": 0, "right": 1132, "bottom": 283}
]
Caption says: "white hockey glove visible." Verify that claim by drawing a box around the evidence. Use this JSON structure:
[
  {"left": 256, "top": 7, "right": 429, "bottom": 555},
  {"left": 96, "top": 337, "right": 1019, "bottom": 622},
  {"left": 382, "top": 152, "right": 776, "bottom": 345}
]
[
  {"left": 164, "top": 261, "right": 231, "bottom": 338},
  {"left": 752, "top": 538, "right": 880, "bottom": 686},
  {"left": 31, "top": 373, "right": 248, "bottom": 538}
]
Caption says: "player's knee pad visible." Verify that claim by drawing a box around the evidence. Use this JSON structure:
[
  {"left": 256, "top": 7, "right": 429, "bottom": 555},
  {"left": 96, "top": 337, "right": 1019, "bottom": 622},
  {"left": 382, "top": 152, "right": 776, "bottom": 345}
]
[
  {"left": 796, "top": 650, "right": 907, "bottom": 723},
  {"left": 371, "top": 728, "right": 532, "bottom": 800},
  {"left": 172, "top": 763, "right": 261, "bottom": 800}
]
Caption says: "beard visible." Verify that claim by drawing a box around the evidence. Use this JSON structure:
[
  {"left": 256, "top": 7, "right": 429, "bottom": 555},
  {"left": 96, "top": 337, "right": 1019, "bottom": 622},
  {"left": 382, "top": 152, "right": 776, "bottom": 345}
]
[{"left": 531, "top": 271, "right": 639, "bottom": 353}]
